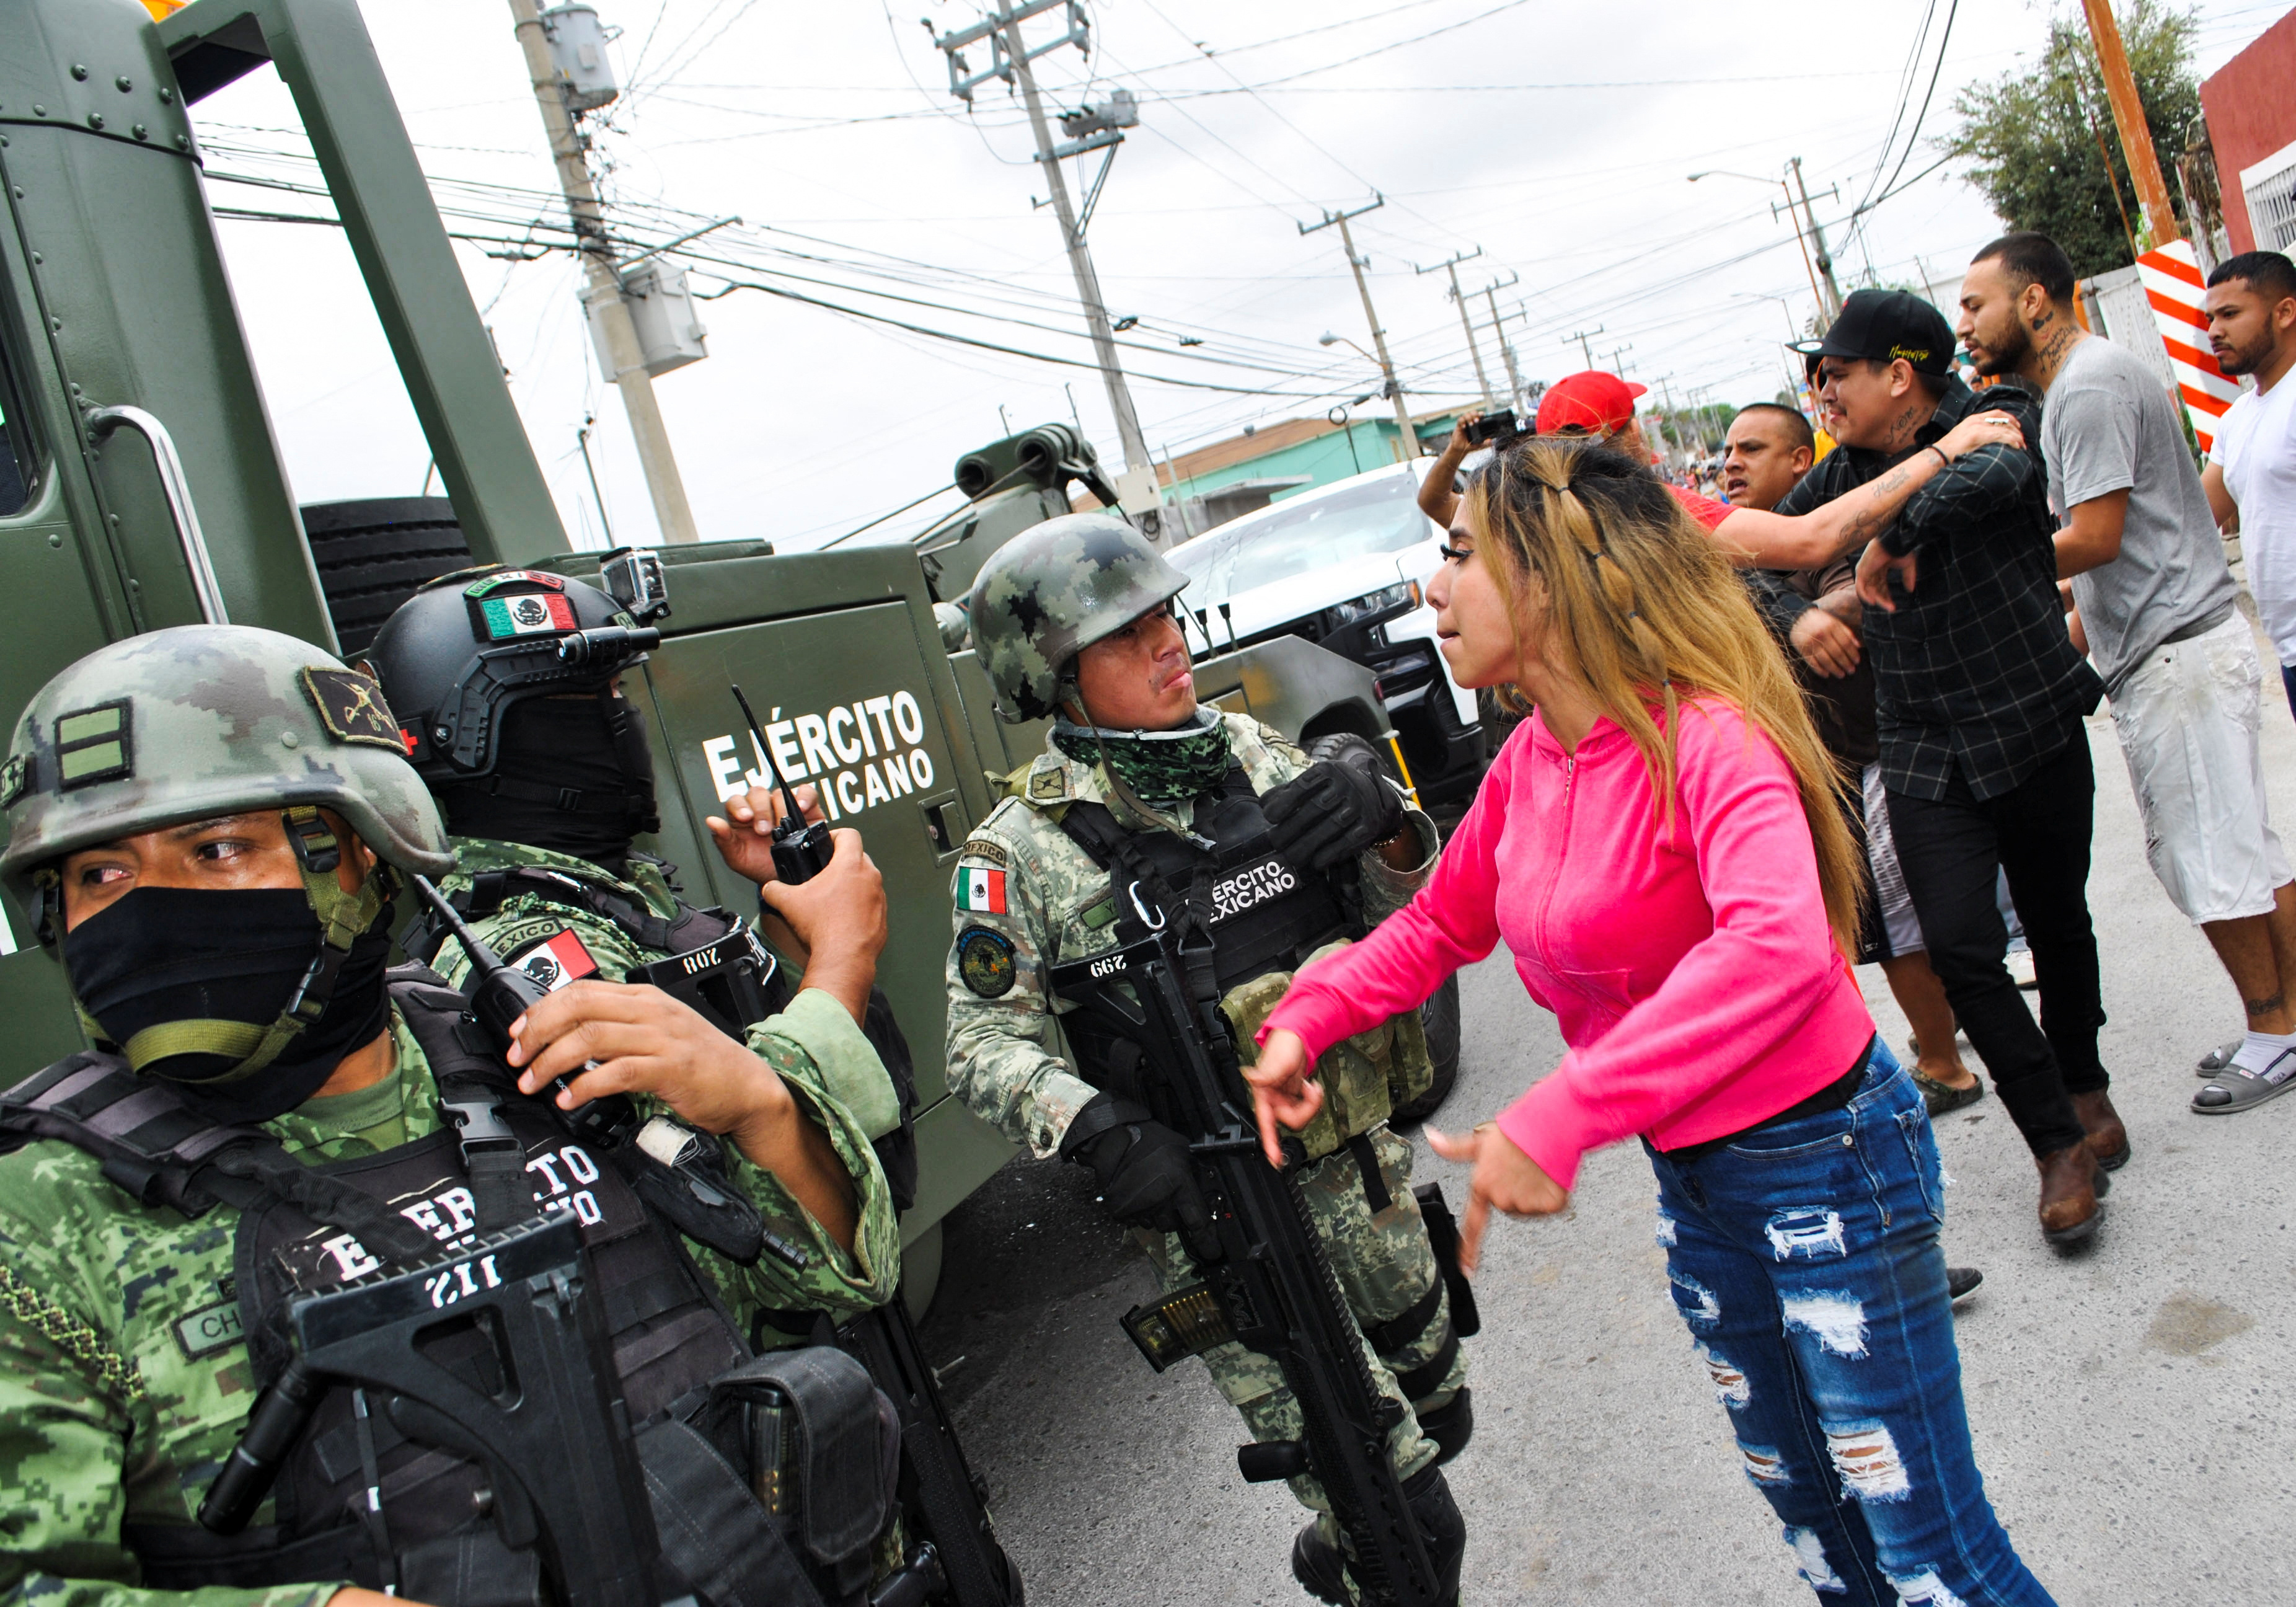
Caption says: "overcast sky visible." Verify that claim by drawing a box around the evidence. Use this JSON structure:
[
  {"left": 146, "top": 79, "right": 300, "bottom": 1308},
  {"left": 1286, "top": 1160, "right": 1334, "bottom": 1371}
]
[{"left": 189, "top": 0, "right": 2286, "bottom": 554}]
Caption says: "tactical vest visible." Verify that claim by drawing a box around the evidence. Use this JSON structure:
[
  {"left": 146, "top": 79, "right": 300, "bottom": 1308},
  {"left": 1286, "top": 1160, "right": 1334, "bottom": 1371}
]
[
  {"left": 1051, "top": 763, "right": 1432, "bottom": 1154},
  {"left": 0, "top": 970, "right": 901, "bottom": 1607},
  {"left": 406, "top": 856, "right": 920, "bottom": 1211},
  {"left": 1046, "top": 766, "right": 1470, "bottom": 1453}
]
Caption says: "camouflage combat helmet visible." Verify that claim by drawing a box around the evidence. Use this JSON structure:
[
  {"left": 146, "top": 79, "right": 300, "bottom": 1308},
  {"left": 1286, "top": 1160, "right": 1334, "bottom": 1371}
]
[
  {"left": 2, "top": 626, "right": 452, "bottom": 1079},
  {"left": 968, "top": 512, "right": 1188, "bottom": 723},
  {"left": 1, "top": 624, "right": 453, "bottom": 910}
]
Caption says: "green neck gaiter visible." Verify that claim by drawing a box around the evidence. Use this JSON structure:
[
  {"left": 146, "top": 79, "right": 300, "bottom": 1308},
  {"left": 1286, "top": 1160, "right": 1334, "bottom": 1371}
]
[{"left": 1053, "top": 709, "right": 1233, "bottom": 805}]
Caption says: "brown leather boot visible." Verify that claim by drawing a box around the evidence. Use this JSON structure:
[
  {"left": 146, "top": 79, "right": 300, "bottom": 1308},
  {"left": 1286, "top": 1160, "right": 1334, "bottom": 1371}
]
[
  {"left": 2036, "top": 1140, "right": 2107, "bottom": 1246},
  {"left": 2071, "top": 1089, "right": 2130, "bottom": 1171}
]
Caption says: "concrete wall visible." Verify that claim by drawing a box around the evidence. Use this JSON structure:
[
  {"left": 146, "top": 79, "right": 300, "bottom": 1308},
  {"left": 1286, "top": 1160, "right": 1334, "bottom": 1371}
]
[{"left": 2200, "top": 7, "right": 2296, "bottom": 254}]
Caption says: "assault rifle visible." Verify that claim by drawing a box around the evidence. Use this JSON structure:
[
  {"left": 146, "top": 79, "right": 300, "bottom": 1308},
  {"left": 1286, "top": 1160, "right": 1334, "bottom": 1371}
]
[
  {"left": 1047, "top": 883, "right": 1444, "bottom": 1607},
  {"left": 202, "top": 1215, "right": 688, "bottom": 1607}
]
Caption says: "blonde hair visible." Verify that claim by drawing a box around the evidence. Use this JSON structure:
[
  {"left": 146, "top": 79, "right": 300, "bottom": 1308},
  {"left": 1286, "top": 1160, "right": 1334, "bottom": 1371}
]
[{"left": 1472, "top": 436, "right": 1863, "bottom": 954}]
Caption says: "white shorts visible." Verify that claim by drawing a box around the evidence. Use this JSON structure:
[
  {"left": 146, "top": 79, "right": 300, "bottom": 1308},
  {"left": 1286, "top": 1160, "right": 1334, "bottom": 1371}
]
[
  {"left": 2108, "top": 611, "right": 2294, "bottom": 924},
  {"left": 1861, "top": 762, "right": 1927, "bottom": 958}
]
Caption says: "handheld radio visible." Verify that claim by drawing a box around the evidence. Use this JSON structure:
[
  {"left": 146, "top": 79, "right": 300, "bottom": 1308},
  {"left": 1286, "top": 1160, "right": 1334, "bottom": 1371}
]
[{"left": 729, "top": 684, "right": 835, "bottom": 885}]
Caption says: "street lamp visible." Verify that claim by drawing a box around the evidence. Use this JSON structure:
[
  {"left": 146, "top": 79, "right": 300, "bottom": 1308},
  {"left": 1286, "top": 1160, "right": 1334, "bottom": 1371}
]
[
  {"left": 1690, "top": 166, "right": 1839, "bottom": 324},
  {"left": 1734, "top": 291, "right": 1815, "bottom": 403}
]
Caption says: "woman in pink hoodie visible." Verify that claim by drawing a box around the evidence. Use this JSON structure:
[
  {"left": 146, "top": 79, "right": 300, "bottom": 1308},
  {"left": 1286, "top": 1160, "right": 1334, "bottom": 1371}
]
[{"left": 1250, "top": 439, "right": 2055, "bottom": 1606}]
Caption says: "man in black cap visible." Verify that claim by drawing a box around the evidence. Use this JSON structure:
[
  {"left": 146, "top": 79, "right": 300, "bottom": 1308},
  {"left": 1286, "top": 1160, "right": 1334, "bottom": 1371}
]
[{"left": 1773, "top": 288, "right": 2115, "bottom": 1249}]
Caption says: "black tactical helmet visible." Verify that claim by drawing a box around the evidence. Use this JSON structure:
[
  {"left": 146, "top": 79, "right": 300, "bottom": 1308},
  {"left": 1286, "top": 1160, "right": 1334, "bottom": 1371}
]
[{"left": 363, "top": 565, "right": 662, "bottom": 835}]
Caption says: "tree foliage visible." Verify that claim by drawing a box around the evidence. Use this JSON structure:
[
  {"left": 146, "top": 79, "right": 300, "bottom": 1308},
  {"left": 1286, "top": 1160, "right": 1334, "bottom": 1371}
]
[{"left": 1943, "top": 1, "right": 2200, "bottom": 279}]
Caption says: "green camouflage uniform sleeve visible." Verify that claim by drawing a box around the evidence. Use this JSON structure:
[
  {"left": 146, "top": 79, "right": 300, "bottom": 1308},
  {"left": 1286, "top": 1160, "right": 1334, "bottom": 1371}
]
[
  {"left": 1232, "top": 717, "right": 1440, "bottom": 924},
  {"left": 0, "top": 1151, "right": 340, "bottom": 1607},
  {"left": 942, "top": 800, "right": 1101, "bottom": 1158},
  {"left": 695, "top": 992, "right": 902, "bottom": 1321},
  {"left": 438, "top": 848, "right": 900, "bottom": 1324}
]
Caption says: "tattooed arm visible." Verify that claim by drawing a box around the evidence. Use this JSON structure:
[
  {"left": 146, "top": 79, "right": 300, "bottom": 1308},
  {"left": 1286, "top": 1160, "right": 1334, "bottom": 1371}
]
[{"left": 1709, "top": 407, "right": 2026, "bottom": 570}]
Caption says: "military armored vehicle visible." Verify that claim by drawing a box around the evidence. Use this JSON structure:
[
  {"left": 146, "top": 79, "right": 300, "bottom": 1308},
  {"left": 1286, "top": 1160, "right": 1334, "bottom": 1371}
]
[{"left": 0, "top": 0, "right": 1441, "bottom": 1303}]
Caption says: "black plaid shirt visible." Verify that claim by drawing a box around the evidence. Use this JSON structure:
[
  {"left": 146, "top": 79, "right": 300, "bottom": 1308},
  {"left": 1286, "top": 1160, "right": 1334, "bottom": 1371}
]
[{"left": 1774, "top": 378, "right": 2102, "bottom": 802}]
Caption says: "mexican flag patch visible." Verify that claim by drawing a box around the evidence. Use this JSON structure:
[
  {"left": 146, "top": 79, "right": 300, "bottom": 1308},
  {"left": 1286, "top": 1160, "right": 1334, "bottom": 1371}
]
[
  {"left": 479, "top": 593, "right": 576, "bottom": 639},
  {"left": 508, "top": 928, "right": 599, "bottom": 993},
  {"left": 955, "top": 865, "right": 1007, "bottom": 914}
]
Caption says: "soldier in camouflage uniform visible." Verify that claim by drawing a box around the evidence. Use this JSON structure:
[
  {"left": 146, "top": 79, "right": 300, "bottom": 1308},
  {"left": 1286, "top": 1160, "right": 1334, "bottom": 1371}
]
[
  {"left": 0, "top": 626, "right": 901, "bottom": 1607},
  {"left": 361, "top": 565, "right": 915, "bottom": 1227},
  {"left": 945, "top": 513, "right": 1473, "bottom": 1605},
  {"left": 364, "top": 568, "right": 1020, "bottom": 1601}
]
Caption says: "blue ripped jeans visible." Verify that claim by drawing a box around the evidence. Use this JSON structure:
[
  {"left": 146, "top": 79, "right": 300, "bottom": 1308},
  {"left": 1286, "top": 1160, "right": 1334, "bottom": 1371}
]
[{"left": 1645, "top": 1042, "right": 2056, "bottom": 1606}]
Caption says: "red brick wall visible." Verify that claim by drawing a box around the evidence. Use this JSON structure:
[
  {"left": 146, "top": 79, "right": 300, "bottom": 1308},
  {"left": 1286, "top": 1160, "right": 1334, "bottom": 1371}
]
[{"left": 2201, "top": 7, "right": 2296, "bottom": 253}]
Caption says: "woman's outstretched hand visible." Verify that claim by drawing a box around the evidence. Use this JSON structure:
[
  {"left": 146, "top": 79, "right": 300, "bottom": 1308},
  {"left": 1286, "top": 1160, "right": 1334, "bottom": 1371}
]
[
  {"left": 1423, "top": 1122, "right": 1568, "bottom": 1273},
  {"left": 1246, "top": 1028, "right": 1325, "bottom": 1167}
]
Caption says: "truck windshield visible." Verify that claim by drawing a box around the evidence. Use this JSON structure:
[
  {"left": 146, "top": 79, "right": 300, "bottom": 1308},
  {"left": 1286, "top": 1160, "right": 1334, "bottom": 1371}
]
[{"left": 1168, "top": 472, "right": 1426, "bottom": 604}]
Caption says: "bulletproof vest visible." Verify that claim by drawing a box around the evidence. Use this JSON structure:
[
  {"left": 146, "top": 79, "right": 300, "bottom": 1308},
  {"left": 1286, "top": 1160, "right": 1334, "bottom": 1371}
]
[
  {"left": 1051, "top": 764, "right": 1353, "bottom": 1104},
  {"left": 407, "top": 857, "right": 920, "bottom": 1212},
  {"left": 0, "top": 973, "right": 901, "bottom": 1607}
]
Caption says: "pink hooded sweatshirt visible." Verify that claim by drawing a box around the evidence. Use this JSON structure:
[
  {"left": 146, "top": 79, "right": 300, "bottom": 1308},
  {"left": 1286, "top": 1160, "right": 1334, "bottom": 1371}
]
[{"left": 1262, "top": 696, "right": 1875, "bottom": 1190}]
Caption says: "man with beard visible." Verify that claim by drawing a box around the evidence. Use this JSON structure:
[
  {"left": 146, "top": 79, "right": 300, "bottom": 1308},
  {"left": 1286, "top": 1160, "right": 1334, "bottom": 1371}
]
[
  {"left": 0, "top": 626, "right": 901, "bottom": 1607},
  {"left": 1959, "top": 233, "right": 2296, "bottom": 1116},
  {"left": 2201, "top": 252, "right": 2296, "bottom": 715}
]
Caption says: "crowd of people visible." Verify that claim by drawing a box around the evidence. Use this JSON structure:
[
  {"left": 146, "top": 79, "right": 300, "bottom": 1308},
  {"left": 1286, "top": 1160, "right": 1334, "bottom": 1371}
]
[{"left": 0, "top": 217, "right": 2289, "bottom": 1607}]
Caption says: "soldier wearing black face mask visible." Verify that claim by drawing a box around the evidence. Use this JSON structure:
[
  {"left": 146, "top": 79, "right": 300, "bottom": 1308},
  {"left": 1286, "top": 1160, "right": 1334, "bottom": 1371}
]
[{"left": 0, "top": 625, "right": 919, "bottom": 1607}]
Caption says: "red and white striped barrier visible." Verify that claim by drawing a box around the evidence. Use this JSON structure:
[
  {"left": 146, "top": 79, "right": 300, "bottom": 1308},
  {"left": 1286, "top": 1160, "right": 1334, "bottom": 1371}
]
[{"left": 2138, "top": 239, "right": 2242, "bottom": 454}]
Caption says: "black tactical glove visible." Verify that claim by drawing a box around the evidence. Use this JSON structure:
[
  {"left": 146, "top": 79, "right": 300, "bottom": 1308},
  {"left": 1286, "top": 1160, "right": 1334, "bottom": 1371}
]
[
  {"left": 1262, "top": 755, "right": 1405, "bottom": 871},
  {"left": 1060, "top": 1094, "right": 1219, "bottom": 1261}
]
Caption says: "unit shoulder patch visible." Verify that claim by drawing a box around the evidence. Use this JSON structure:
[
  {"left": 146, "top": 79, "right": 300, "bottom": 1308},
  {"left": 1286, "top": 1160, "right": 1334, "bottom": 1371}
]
[
  {"left": 0, "top": 753, "right": 28, "bottom": 808},
  {"left": 956, "top": 926, "right": 1017, "bottom": 998},
  {"left": 301, "top": 668, "right": 404, "bottom": 751},
  {"left": 956, "top": 837, "right": 1009, "bottom": 869},
  {"left": 1027, "top": 769, "right": 1066, "bottom": 801}
]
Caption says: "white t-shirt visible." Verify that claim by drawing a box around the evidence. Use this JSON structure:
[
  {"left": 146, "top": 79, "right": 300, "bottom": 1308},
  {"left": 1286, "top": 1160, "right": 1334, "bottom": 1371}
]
[{"left": 2215, "top": 378, "right": 2296, "bottom": 663}]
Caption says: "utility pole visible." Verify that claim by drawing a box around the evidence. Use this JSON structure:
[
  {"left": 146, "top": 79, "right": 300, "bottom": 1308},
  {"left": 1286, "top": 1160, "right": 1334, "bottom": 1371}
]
[
  {"left": 1784, "top": 157, "right": 1845, "bottom": 324},
  {"left": 1302, "top": 197, "right": 1418, "bottom": 462},
  {"left": 1601, "top": 342, "right": 1635, "bottom": 376},
  {"left": 508, "top": 0, "right": 700, "bottom": 544},
  {"left": 1415, "top": 247, "right": 1495, "bottom": 410},
  {"left": 1481, "top": 277, "right": 1525, "bottom": 413},
  {"left": 1562, "top": 325, "right": 1605, "bottom": 368},
  {"left": 1653, "top": 374, "right": 1685, "bottom": 463},
  {"left": 933, "top": 3, "right": 1159, "bottom": 525},
  {"left": 2079, "top": 0, "right": 2179, "bottom": 244}
]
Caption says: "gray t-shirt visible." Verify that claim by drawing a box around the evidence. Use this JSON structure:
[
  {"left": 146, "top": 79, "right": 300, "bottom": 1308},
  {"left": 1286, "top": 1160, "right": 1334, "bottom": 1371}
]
[{"left": 2045, "top": 334, "right": 2238, "bottom": 696}]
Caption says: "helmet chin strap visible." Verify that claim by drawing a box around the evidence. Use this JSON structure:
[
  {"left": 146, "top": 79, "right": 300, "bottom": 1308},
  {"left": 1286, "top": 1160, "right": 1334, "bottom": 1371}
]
[
  {"left": 1067, "top": 675, "right": 1203, "bottom": 843},
  {"left": 86, "top": 807, "right": 396, "bottom": 1082}
]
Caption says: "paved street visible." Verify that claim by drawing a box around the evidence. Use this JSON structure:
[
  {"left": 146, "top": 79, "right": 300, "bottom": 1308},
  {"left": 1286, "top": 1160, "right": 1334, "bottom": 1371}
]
[{"left": 918, "top": 620, "right": 2296, "bottom": 1605}]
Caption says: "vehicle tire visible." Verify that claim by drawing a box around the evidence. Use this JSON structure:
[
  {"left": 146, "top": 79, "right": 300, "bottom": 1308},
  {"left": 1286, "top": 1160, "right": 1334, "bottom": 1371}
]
[
  {"left": 1305, "top": 728, "right": 1394, "bottom": 777},
  {"left": 300, "top": 496, "right": 474, "bottom": 657},
  {"left": 1392, "top": 974, "right": 1461, "bottom": 1127}
]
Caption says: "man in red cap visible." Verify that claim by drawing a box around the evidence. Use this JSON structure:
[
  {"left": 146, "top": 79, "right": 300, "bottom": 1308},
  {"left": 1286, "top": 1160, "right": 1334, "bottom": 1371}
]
[{"left": 1418, "top": 372, "right": 1742, "bottom": 529}]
